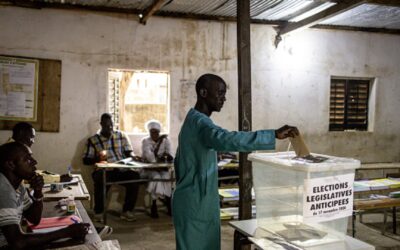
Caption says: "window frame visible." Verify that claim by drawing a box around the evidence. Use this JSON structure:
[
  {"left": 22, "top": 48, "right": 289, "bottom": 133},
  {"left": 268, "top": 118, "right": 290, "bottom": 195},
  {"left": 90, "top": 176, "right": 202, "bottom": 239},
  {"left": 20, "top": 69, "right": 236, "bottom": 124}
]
[
  {"left": 329, "top": 77, "right": 372, "bottom": 132},
  {"left": 108, "top": 69, "right": 171, "bottom": 135}
]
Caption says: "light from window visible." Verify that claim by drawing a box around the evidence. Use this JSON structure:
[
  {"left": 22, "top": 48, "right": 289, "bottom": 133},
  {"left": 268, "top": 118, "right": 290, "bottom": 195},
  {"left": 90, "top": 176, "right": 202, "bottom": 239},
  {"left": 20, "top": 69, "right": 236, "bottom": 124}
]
[
  {"left": 108, "top": 69, "right": 169, "bottom": 134},
  {"left": 329, "top": 78, "right": 370, "bottom": 131}
]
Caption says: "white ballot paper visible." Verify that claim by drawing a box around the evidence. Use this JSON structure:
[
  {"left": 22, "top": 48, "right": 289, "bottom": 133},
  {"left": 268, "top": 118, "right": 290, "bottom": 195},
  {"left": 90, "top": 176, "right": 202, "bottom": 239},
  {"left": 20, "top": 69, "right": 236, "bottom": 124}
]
[{"left": 290, "top": 134, "right": 310, "bottom": 157}]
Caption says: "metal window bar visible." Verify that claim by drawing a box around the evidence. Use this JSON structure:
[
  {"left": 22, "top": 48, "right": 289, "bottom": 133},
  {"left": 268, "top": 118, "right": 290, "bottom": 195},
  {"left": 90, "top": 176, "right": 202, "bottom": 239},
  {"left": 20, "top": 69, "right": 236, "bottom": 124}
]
[
  {"left": 108, "top": 75, "right": 121, "bottom": 130},
  {"left": 329, "top": 79, "right": 369, "bottom": 131}
]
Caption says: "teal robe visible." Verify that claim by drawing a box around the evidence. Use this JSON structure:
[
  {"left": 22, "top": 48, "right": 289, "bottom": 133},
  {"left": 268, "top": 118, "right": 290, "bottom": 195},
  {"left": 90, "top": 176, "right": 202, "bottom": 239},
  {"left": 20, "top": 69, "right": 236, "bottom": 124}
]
[{"left": 173, "top": 108, "right": 276, "bottom": 250}]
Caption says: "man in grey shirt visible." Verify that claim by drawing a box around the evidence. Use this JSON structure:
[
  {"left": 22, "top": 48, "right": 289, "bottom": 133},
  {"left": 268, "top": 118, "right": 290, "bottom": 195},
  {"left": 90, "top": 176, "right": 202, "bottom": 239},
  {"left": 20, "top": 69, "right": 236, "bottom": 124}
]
[{"left": 0, "top": 142, "right": 89, "bottom": 249}]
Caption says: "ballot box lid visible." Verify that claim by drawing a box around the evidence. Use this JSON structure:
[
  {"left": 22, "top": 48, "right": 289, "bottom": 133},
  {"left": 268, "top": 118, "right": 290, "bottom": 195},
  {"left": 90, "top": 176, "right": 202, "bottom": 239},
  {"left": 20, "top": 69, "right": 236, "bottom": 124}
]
[{"left": 248, "top": 152, "right": 360, "bottom": 173}]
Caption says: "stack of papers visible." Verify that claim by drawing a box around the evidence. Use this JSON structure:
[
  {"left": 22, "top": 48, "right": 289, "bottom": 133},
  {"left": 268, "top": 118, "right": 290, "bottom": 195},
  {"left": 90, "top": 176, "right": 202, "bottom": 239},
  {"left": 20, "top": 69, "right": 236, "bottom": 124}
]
[
  {"left": 218, "top": 188, "right": 255, "bottom": 201},
  {"left": 353, "top": 182, "right": 371, "bottom": 192},
  {"left": 353, "top": 179, "right": 391, "bottom": 191},
  {"left": 218, "top": 159, "right": 233, "bottom": 166},
  {"left": 36, "top": 170, "right": 60, "bottom": 184},
  {"left": 219, "top": 188, "right": 239, "bottom": 198},
  {"left": 389, "top": 191, "right": 400, "bottom": 198},
  {"left": 374, "top": 178, "right": 400, "bottom": 189}
]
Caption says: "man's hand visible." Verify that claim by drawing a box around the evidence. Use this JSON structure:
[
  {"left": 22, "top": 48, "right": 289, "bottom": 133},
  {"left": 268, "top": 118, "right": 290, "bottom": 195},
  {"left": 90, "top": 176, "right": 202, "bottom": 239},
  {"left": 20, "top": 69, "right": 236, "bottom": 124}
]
[
  {"left": 128, "top": 151, "right": 142, "bottom": 162},
  {"left": 275, "top": 125, "right": 299, "bottom": 139},
  {"left": 65, "top": 223, "right": 90, "bottom": 241},
  {"left": 132, "top": 155, "right": 143, "bottom": 162},
  {"left": 158, "top": 134, "right": 168, "bottom": 142},
  {"left": 29, "top": 174, "right": 44, "bottom": 196},
  {"left": 97, "top": 150, "right": 107, "bottom": 163}
]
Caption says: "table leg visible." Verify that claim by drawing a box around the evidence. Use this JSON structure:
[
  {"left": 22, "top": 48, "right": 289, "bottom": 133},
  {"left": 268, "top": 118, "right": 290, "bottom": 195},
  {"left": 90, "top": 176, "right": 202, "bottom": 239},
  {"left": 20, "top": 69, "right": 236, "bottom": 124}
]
[
  {"left": 234, "top": 230, "right": 242, "bottom": 250},
  {"left": 393, "top": 207, "right": 397, "bottom": 234},
  {"left": 234, "top": 230, "right": 252, "bottom": 250},
  {"left": 102, "top": 170, "right": 107, "bottom": 224},
  {"left": 352, "top": 211, "right": 356, "bottom": 237},
  {"left": 383, "top": 210, "right": 387, "bottom": 235}
]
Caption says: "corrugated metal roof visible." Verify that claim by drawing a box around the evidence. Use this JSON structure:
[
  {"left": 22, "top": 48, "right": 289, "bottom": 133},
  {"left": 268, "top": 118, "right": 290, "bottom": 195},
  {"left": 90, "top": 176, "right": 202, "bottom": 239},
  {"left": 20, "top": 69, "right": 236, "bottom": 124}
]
[
  {"left": 160, "top": 0, "right": 285, "bottom": 18},
  {"left": 46, "top": 0, "right": 150, "bottom": 10},
  {"left": 320, "top": 4, "right": 400, "bottom": 29},
  {"left": 3, "top": 0, "right": 400, "bottom": 31},
  {"left": 253, "top": 0, "right": 314, "bottom": 20}
]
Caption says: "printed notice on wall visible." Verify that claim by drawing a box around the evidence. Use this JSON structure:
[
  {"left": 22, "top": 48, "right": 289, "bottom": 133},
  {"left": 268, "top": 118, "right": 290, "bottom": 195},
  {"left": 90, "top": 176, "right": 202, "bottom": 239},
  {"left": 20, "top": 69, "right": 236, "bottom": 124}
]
[
  {"left": 0, "top": 56, "right": 39, "bottom": 121},
  {"left": 303, "top": 173, "right": 354, "bottom": 223}
]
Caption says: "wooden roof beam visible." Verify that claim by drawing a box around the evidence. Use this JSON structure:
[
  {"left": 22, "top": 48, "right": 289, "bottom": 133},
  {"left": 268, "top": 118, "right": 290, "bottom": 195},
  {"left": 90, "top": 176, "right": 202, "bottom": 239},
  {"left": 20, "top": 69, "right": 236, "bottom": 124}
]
[
  {"left": 139, "top": 0, "right": 166, "bottom": 25},
  {"left": 281, "top": 1, "right": 329, "bottom": 21},
  {"left": 313, "top": 24, "right": 400, "bottom": 35},
  {"left": 274, "top": 0, "right": 366, "bottom": 46}
]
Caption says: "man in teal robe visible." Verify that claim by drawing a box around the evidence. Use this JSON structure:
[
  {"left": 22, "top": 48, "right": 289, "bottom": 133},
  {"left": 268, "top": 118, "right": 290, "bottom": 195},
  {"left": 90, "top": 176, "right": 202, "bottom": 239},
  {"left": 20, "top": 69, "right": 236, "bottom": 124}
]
[{"left": 173, "top": 74, "right": 298, "bottom": 250}]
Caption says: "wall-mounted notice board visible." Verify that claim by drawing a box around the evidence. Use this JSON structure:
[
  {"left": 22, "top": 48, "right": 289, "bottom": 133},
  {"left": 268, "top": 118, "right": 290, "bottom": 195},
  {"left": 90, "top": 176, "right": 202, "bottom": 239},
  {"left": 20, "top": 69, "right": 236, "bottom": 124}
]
[
  {"left": 0, "top": 55, "right": 61, "bottom": 132},
  {"left": 0, "top": 56, "right": 39, "bottom": 121}
]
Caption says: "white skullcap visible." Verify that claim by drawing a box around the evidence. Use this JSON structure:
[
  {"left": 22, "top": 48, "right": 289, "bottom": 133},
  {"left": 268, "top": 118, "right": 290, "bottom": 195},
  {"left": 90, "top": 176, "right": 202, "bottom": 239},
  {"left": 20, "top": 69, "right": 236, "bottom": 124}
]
[{"left": 146, "top": 120, "right": 161, "bottom": 132}]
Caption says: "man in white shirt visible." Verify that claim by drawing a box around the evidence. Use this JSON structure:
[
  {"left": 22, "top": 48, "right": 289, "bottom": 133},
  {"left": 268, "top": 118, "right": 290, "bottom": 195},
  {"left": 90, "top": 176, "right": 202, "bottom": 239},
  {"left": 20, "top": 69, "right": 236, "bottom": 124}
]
[{"left": 141, "top": 120, "right": 173, "bottom": 218}]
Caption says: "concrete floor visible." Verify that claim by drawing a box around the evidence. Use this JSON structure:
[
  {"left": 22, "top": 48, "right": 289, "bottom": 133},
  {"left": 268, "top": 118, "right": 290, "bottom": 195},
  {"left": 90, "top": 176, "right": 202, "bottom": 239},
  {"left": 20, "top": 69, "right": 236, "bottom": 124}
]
[
  {"left": 92, "top": 208, "right": 234, "bottom": 250},
  {"left": 90, "top": 208, "right": 400, "bottom": 250}
]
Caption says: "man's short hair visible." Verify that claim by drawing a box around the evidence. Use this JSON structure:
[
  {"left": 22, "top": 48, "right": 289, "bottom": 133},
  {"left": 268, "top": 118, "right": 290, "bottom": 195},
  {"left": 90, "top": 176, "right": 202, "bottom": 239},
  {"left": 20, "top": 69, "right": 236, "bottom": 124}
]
[
  {"left": 195, "top": 74, "right": 226, "bottom": 95},
  {"left": 12, "top": 122, "right": 33, "bottom": 137},
  {"left": 100, "top": 113, "right": 113, "bottom": 122},
  {"left": 0, "top": 142, "right": 27, "bottom": 168}
]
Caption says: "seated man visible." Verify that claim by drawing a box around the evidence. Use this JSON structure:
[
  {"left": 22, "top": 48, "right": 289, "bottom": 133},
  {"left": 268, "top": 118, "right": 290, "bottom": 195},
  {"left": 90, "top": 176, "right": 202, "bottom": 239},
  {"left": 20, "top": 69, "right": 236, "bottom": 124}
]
[
  {"left": 8, "top": 122, "right": 72, "bottom": 183},
  {"left": 83, "top": 113, "right": 140, "bottom": 222},
  {"left": 0, "top": 142, "right": 89, "bottom": 249},
  {"left": 141, "top": 120, "right": 173, "bottom": 218}
]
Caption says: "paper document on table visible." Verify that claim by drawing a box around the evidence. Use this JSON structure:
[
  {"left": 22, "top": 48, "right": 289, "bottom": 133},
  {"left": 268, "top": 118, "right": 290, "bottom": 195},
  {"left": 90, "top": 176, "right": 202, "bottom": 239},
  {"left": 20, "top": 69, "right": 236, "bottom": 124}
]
[
  {"left": 117, "top": 157, "right": 133, "bottom": 164},
  {"left": 28, "top": 215, "right": 81, "bottom": 232},
  {"left": 126, "top": 161, "right": 151, "bottom": 168},
  {"left": 116, "top": 158, "right": 152, "bottom": 168},
  {"left": 289, "top": 134, "right": 310, "bottom": 157}
]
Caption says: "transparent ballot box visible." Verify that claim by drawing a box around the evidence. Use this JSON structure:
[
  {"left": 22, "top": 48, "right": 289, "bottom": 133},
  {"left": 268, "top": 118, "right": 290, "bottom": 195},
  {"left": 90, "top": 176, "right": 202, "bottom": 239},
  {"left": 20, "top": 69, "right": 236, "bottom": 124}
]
[{"left": 249, "top": 152, "right": 364, "bottom": 249}]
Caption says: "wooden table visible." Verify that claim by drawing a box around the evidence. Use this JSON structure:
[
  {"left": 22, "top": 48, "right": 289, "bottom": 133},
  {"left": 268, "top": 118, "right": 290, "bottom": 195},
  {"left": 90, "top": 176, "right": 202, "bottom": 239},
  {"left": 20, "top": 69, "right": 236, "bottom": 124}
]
[
  {"left": 353, "top": 198, "right": 400, "bottom": 236},
  {"left": 96, "top": 162, "right": 174, "bottom": 224},
  {"left": 42, "top": 174, "right": 90, "bottom": 201},
  {"left": 42, "top": 200, "right": 101, "bottom": 248},
  {"left": 357, "top": 163, "right": 400, "bottom": 175}
]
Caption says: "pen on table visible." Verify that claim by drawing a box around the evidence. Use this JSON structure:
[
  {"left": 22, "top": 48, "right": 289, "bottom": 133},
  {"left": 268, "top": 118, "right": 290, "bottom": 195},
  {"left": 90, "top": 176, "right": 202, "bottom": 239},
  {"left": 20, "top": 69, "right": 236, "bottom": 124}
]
[{"left": 70, "top": 217, "right": 80, "bottom": 224}]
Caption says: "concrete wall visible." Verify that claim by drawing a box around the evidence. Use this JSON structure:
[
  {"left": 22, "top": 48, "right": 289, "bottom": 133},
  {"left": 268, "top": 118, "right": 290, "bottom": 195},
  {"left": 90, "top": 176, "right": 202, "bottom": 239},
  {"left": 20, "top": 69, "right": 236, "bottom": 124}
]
[{"left": 0, "top": 6, "right": 399, "bottom": 179}]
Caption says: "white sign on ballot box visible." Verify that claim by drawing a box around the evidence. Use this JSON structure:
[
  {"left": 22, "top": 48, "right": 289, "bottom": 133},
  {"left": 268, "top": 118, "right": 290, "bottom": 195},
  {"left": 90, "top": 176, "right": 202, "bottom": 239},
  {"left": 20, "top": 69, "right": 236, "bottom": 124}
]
[{"left": 303, "top": 173, "right": 354, "bottom": 223}]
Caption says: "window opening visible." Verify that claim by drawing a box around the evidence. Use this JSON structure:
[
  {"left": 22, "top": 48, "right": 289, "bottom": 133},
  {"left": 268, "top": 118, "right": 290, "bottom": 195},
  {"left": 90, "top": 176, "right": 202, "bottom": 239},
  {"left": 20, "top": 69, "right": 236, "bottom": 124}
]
[
  {"left": 108, "top": 69, "right": 169, "bottom": 134},
  {"left": 329, "top": 78, "right": 370, "bottom": 131}
]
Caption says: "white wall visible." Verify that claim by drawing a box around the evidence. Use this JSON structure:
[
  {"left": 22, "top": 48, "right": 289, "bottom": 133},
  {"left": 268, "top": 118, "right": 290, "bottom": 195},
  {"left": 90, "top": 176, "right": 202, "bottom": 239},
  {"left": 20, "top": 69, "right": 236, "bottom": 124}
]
[{"left": 0, "top": 6, "right": 399, "bottom": 179}]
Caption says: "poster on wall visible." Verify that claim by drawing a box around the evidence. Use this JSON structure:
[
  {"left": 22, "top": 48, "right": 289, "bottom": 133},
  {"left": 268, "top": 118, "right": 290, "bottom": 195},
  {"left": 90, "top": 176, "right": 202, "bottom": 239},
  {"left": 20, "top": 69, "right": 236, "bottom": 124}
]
[
  {"left": 0, "top": 56, "right": 39, "bottom": 121},
  {"left": 303, "top": 173, "right": 354, "bottom": 223}
]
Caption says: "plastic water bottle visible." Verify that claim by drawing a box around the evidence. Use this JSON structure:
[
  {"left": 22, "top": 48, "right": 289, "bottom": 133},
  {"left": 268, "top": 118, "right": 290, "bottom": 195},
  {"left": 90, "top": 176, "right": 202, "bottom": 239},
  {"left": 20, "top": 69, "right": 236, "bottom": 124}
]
[{"left": 67, "top": 165, "right": 72, "bottom": 176}]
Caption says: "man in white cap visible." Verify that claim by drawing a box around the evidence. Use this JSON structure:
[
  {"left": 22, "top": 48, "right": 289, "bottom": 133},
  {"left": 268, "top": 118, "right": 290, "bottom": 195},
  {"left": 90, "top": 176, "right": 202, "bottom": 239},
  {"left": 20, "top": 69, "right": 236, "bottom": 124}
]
[{"left": 141, "top": 120, "right": 173, "bottom": 218}]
